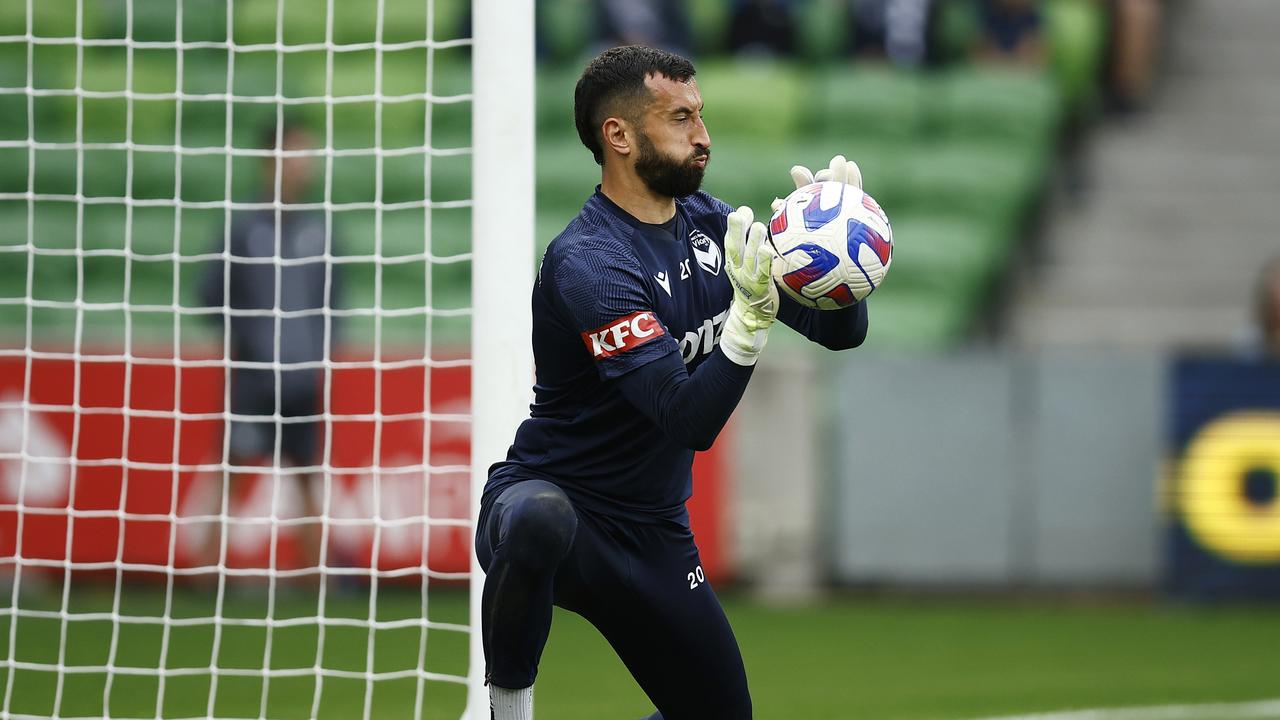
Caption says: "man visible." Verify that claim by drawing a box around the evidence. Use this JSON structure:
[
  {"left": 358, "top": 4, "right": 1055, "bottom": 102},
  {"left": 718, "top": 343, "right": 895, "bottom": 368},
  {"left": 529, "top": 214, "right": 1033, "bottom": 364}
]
[
  {"left": 1250, "top": 256, "right": 1280, "bottom": 359},
  {"left": 199, "top": 121, "right": 341, "bottom": 573},
  {"left": 476, "top": 45, "right": 868, "bottom": 719},
  {"left": 976, "top": 0, "right": 1047, "bottom": 65},
  {"left": 848, "top": 0, "right": 938, "bottom": 67}
]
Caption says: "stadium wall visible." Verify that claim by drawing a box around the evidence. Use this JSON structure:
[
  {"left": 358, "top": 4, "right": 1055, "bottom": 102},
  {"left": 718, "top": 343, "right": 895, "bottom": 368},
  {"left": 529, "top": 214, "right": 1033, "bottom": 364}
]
[
  {"left": 734, "top": 352, "right": 825, "bottom": 599},
  {"left": 0, "top": 350, "right": 732, "bottom": 580},
  {"left": 822, "top": 350, "right": 1167, "bottom": 589},
  {"left": 12, "top": 346, "right": 1274, "bottom": 596}
]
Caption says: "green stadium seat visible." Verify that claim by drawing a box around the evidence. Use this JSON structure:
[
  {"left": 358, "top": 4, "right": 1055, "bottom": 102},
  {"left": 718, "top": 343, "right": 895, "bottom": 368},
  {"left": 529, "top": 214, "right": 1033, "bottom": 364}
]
[
  {"left": 537, "top": 212, "right": 575, "bottom": 255},
  {"left": 0, "top": 148, "right": 26, "bottom": 195},
  {"left": 428, "top": 62, "right": 473, "bottom": 148},
  {"left": 697, "top": 60, "right": 803, "bottom": 142},
  {"left": 0, "top": 201, "right": 26, "bottom": 245},
  {"left": 337, "top": 205, "right": 471, "bottom": 263},
  {"left": 897, "top": 139, "right": 1046, "bottom": 238},
  {"left": 931, "top": 0, "right": 982, "bottom": 65},
  {"left": 698, "top": 138, "right": 914, "bottom": 219},
  {"left": 885, "top": 212, "right": 1004, "bottom": 287},
  {"left": 0, "top": 232, "right": 27, "bottom": 303},
  {"left": 537, "top": 67, "right": 580, "bottom": 135},
  {"left": 840, "top": 141, "right": 915, "bottom": 215},
  {"left": 0, "top": 46, "right": 26, "bottom": 140},
  {"left": 379, "top": 260, "right": 428, "bottom": 310},
  {"left": 688, "top": 0, "right": 731, "bottom": 55},
  {"left": 26, "top": 0, "right": 89, "bottom": 40},
  {"left": 24, "top": 201, "right": 77, "bottom": 253},
  {"left": 535, "top": 137, "right": 600, "bottom": 218},
  {"left": 425, "top": 207, "right": 474, "bottom": 261},
  {"left": 715, "top": 158, "right": 794, "bottom": 211},
  {"left": 124, "top": 256, "right": 176, "bottom": 306},
  {"left": 796, "top": 0, "right": 851, "bottom": 62},
  {"left": 689, "top": 140, "right": 805, "bottom": 212},
  {"left": 30, "top": 149, "right": 77, "bottom": 198},
  {"left": 177, "top": 2, "right": 229, "bottom": 44},
  {"left": 859, "top": 285, "right": 976, "bottom": 350},
  {"left": 0, "top": 0, "right": 1098, "bottom": 352},
  {"left": 930, "top": 67, "right": 1062, "bottom": 146},
  {"left": 809, "top": 66, "right": 929, "bottom": 142},
  {"left": 0, "top": 4, "right": 25, "bottom": 39},
  {"left": 540, "top": 0, "right": 594, "bottom": 63}
]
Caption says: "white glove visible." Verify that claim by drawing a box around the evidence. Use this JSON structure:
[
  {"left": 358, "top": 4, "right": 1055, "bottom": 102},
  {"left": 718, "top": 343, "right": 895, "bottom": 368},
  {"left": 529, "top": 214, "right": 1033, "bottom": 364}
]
[
  {"left": 720, "top": 206, "right": 779, "bottom": 366},
  {"left": 772, "top": 154, "right": 864, "bottom": 214}
]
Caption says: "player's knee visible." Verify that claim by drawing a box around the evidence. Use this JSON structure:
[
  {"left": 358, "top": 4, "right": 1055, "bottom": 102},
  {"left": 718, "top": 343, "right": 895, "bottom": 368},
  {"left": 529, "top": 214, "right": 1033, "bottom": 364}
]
[{"left": 505, "top": 488, "right": 577, "bottom": 570}]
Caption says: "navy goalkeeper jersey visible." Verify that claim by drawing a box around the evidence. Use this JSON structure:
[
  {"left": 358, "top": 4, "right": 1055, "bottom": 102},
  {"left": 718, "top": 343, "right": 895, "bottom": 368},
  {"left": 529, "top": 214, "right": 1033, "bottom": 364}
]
[
  {"left": 487, "top": 188, "right": 741, "bottom": 523},
  {"left": 487, "top": 187, "right": 868, "bottom": 525}
]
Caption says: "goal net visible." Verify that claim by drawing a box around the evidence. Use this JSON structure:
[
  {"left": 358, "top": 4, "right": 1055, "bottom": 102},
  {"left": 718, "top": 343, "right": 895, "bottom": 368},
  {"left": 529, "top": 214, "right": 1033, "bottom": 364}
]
[{"left": 0, "top": 1, "right": 531, "bottom": 718}]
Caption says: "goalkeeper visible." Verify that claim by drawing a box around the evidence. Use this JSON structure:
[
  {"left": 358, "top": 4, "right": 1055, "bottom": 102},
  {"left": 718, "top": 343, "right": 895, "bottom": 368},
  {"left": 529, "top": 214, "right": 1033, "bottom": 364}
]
[{"left": 476, "top": 45, "right": 868, "bottom": 720}]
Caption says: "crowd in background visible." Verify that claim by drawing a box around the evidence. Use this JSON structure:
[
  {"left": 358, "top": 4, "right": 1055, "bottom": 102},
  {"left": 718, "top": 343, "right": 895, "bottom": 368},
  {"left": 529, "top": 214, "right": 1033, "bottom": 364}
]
[
  {"left": 530, "top": 0, "right": 1164, "bottom": 113},
  {"left": 528, "top": 0, "right": 1279, "bottom": 363}
]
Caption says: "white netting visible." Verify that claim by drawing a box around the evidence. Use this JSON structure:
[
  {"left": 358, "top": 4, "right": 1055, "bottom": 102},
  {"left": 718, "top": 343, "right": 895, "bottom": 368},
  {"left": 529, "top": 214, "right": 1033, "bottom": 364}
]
[{"left": 0, "top": 1, "right": 489, "bottom": 717}]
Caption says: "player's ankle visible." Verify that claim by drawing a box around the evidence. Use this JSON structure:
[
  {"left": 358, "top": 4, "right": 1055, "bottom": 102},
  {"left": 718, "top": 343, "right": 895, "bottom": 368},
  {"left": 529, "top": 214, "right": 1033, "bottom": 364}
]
[{"left": 489, "top": 684, "right": 532, "bottom": 720}]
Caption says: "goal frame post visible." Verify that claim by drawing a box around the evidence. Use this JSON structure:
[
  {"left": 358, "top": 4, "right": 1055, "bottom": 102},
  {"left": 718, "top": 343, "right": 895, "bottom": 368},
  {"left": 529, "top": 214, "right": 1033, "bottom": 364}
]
[{"left": 468, "top": 0, "right": 536, "bottom": 717}]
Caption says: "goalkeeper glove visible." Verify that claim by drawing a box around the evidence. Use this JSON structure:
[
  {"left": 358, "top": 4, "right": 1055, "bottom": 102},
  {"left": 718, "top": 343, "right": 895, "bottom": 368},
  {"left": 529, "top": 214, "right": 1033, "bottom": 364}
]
[
  {"left": 720, "top": 206, "right": 779, "bottom": 367},
  {"left": 772, "top": 154, "right": 864, "bottom": 214}
]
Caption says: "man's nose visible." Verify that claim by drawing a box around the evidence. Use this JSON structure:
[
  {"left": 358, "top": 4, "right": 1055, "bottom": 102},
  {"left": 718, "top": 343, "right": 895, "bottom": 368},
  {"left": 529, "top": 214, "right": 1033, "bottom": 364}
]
[{"left": 693, "top": 120, "right": 710, "bottom": 151}]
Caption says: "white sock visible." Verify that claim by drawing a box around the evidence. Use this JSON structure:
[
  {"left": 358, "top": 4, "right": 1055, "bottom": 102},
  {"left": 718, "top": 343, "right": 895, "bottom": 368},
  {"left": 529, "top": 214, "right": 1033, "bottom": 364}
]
[{"left": 489, "top": 684, "right": 533, "bottom": 720}]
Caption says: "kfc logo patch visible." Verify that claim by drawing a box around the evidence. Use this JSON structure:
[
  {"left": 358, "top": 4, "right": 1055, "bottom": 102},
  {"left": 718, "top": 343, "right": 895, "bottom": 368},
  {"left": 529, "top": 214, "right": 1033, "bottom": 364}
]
[
  {"left": 689, "top": 230, "right": 722, "bottom": 276},
  {"left": 581, "top": 311, "right": 666, "bottom": 359}
]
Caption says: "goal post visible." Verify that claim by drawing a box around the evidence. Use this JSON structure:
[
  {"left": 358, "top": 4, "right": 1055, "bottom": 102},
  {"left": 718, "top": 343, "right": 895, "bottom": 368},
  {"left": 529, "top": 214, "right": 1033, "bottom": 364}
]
[
  {"left": 0, "top": 0, "right": 535, "bottom": 717},
  {"left": 469, "top": 1, "right": 536, "bottom": 718}
]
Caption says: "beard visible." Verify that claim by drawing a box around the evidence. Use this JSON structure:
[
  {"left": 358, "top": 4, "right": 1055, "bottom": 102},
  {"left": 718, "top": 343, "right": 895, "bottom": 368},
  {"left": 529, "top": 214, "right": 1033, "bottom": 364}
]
[{"left": 634, "top": 130, "right": 709, "bottom": 199}]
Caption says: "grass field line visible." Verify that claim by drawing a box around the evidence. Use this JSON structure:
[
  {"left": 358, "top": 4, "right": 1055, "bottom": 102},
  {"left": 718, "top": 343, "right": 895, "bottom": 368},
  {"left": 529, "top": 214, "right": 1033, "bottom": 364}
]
[{"left": 971, "top": 698, "right": 1280, "bottom": 720}]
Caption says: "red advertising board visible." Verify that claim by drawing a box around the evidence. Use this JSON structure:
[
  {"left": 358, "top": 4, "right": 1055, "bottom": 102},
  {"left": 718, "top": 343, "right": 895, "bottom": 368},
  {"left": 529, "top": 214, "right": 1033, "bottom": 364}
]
[{"left": 0, "top": 350, "right": 730, "bottom": 580}]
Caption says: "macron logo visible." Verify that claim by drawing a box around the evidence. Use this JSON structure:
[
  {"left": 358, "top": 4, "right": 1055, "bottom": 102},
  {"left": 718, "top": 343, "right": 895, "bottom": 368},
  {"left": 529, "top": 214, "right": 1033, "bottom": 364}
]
[
  {"left": 581, "top": 311, "right": 665, "bottom": 359},
  {"left": 654, "top": 271, "right": 671, "bottom": 297}
]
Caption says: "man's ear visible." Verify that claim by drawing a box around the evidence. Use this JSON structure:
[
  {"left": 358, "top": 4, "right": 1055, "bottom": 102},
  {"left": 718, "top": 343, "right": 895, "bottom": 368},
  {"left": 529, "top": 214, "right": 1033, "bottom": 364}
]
[{"left": 601, "top": 117, "right": 632, "bottom": 160}]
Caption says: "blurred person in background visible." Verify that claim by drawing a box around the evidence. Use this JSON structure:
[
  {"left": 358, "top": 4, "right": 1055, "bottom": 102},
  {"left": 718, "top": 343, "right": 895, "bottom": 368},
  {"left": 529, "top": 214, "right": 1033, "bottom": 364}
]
[
  {"left": 975, "top": 0, "right": 1047, "bottom": 65},
  {"left": 592, "top": 0, "right": 693, "bottom": 57},
  {"left": 1106, "top": 0, "right": 1163, "bottom": 111},
  {"left": 728, "top": 0, "right": 797, "bottom": 57},
  {"left": 848, "top": 0, "right": 940, "bottom": 67},
  {"left": 198, "top": 120, "right": 343, "bottom": 576},
  {"left": 1248, "top": 257, "right": 1280, "bottom": 360}
]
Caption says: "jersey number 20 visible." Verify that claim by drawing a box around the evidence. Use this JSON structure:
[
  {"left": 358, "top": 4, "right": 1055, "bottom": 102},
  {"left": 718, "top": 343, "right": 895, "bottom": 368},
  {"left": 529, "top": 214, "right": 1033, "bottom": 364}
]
[{"left": 687, "top": 565, "right": 705, "bottom": 590}]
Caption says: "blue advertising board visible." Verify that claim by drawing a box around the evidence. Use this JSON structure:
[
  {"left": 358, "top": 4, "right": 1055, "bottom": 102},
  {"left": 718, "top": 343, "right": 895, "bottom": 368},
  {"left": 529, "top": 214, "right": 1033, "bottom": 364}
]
[{"left": 1167, "top": 358, "right": 1280, "bottom": 600}]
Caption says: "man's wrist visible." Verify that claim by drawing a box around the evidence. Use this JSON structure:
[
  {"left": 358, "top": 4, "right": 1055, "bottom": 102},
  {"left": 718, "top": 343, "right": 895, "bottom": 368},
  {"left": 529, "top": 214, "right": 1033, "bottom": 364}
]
[
  {"left": 719, "top": 304, "right": 770, "bottom": 366},
  {"left": 718, "top": 339, "right": 762, "bottom": 367}
]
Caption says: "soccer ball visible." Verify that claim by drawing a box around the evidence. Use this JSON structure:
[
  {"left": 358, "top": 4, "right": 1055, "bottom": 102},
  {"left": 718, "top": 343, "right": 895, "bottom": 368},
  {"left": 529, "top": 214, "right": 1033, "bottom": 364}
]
[{"left": 767, "top": 180, "right": 893, "bottom": 310}]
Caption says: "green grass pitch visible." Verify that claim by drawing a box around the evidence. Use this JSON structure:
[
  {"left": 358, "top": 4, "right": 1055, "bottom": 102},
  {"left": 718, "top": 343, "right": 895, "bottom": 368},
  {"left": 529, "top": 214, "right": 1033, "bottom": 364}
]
[{"left": 2, "top": 584, "right": 1278, "bottom": 719}]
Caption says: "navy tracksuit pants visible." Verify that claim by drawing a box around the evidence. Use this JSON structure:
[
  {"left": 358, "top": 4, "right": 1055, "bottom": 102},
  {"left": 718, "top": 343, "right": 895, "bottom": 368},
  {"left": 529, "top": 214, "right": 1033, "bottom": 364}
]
[{"left": 475, "top": 478, "right": 752, "bottom": 719}]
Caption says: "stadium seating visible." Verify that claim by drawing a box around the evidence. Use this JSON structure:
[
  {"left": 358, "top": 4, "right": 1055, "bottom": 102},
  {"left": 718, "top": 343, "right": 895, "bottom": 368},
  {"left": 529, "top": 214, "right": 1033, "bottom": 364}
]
[{"left": 0, "top": 0, "right": 1108, "bottom": 351}]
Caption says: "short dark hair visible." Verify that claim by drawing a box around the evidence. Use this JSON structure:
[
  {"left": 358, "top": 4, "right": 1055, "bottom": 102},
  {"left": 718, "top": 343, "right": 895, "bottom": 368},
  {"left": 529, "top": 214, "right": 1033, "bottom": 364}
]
[{"left": 574, "top": 45, "right": 696, "bottom": 166}]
